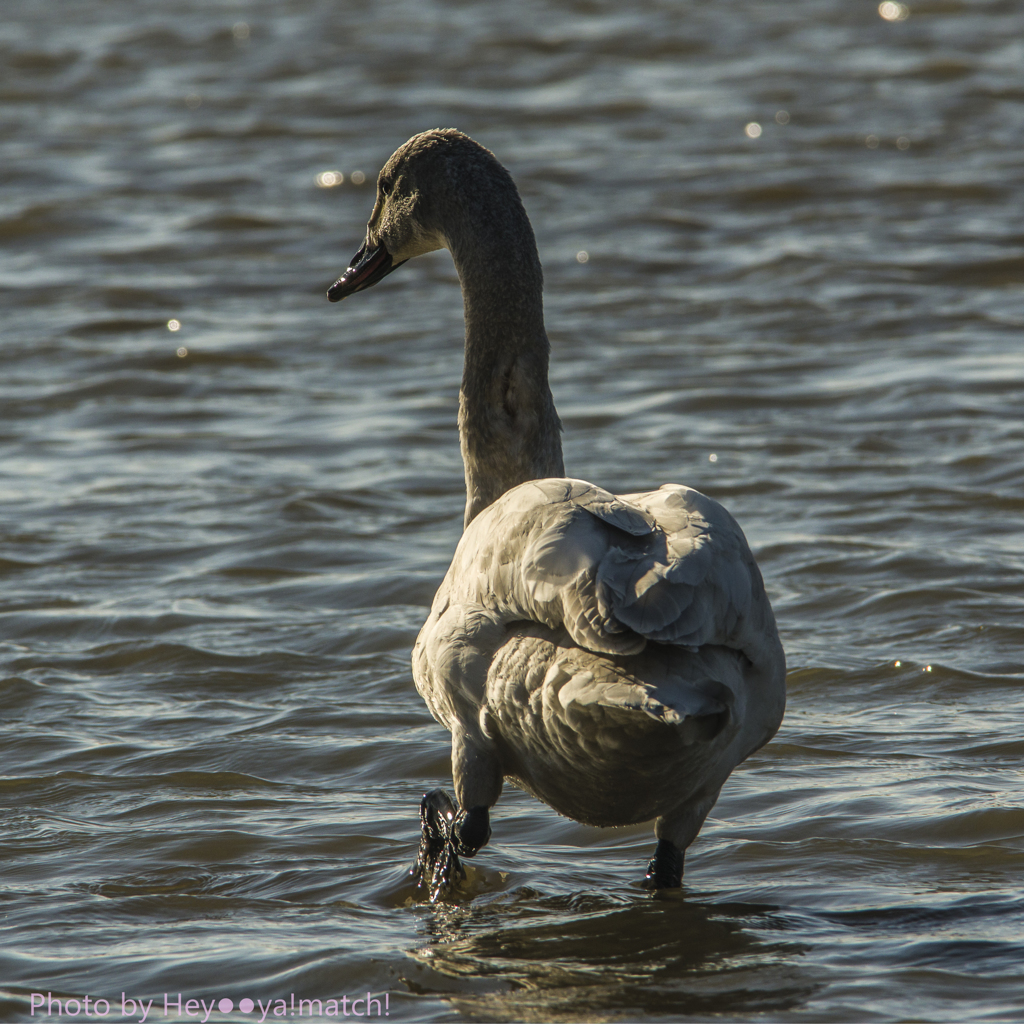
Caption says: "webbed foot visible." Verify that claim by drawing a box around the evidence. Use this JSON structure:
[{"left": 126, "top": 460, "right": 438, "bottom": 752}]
[
  {"left": 411, "top": 791, "right": 493, "bottom": 901},
  {"left": 643, "top": 838, "right": 684, "bottom": 889},
  {"left": 411, "top": 789, "right": 464, "bottom": 902}
]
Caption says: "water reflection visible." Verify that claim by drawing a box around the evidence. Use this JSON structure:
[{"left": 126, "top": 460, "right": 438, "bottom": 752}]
[{"left": 408, "top": 891, "right": 815, "bottom": 1021}]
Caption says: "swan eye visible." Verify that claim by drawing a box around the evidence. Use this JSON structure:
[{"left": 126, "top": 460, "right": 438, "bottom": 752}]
[{"left": 379, "top": 178, "right": 392, "bottom": 197}]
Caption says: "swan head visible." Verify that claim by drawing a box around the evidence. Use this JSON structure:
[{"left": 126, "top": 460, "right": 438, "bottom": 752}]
[{"left": 327, "top": 128, "right": 524, "bottom": 302}]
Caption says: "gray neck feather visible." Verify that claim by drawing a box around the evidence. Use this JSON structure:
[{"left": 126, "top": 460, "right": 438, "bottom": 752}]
[{"left": 446, "top": 182, "right": 564, "bottom": 528}]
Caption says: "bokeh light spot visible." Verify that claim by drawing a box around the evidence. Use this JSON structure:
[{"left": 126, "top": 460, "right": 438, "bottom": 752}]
[
  {"left": 879, "top": 2, "right": 909, "bottom": 20},
  {"left": 316, "top": 171, "right": 344, "bottom": 188}
]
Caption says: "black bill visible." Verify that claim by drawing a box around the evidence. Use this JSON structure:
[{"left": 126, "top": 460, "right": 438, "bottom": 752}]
[{"left": 327, "top": 242, "right": 407, "bottom": 302}]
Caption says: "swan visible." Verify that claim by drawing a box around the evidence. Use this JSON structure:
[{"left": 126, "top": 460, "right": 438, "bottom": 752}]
[{"left": 326, "top": 129, "right": 786, "bottom": 899}]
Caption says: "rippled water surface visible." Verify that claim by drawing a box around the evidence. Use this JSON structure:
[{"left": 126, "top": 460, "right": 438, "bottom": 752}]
[{"left": 3, "top": 0, "right": 1024, "bottom": 1020}]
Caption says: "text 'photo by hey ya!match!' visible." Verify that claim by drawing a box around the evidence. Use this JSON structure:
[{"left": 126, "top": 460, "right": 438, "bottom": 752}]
[{"left": 28, "top": 992, "right": 391, "bottom": 1021}]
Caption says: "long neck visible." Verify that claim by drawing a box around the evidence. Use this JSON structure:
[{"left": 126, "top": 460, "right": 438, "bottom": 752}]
[{"left": 448, "top": 208, "right": 564, "bottom": 528}]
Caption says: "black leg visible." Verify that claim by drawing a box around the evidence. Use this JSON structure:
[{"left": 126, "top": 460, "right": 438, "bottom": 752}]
[{"left": 643, "top": 838, "right": 684, "bottom": 889}]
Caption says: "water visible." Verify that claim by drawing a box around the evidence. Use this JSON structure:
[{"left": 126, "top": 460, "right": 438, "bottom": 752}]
[{"left": 3, "top": 0, "right": 1024, "bottom": 1020}]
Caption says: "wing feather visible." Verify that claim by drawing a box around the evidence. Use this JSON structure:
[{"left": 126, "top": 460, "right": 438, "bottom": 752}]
[{"left": 421, "top": 477, "right": 777, "bottom": 699}]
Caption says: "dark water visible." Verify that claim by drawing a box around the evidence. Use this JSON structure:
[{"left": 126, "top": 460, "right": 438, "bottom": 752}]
[{"left": 3, "top": 0, "right": 1024, "bottom": 1020}]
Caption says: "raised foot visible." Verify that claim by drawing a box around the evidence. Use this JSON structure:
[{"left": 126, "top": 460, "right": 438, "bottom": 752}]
[
  {"left": 410, "top": 790, "right": 492, "bottom": 902},
  {"left": 412, "top": 789, "right": 463, "bottom": 902},
  {"left": 643, "top": 838, "right": 684, "bottom": 889}
]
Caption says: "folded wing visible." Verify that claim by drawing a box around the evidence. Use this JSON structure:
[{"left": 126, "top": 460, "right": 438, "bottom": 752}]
[
  {"left": 503, "top": 479, "right": 772, "bottom": 667},
  {"left": 417, "top": 477, "right": 782, "bottom": 732}
]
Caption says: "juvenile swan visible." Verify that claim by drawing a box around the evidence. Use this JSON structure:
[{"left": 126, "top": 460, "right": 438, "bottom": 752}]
[{"left": 327, "top": 129, "right": 785, "bottom": 899}]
